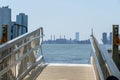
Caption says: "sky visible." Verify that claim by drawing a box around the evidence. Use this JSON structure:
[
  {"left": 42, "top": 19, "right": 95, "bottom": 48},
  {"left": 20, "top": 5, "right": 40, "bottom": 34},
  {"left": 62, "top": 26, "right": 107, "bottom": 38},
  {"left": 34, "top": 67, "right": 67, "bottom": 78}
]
[{"left": 1, "top": 0, "right": 120, "bottom": 42}]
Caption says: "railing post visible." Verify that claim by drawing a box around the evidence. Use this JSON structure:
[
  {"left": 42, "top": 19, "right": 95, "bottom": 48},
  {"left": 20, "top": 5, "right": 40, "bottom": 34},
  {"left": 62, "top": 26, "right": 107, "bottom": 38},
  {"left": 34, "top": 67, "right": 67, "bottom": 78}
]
[
  {"left": 112, "top": 25, "right": 120, "bottom": 71},
  {"left": 40, "top": 27, "right": 44, "bottom": 37}
]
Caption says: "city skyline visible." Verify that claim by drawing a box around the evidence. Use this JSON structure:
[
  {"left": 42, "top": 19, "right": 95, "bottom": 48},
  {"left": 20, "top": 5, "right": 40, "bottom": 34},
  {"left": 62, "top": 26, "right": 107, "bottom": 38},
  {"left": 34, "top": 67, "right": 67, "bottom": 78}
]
[
  {"left": 49, "top": 32, "right": 80, "bottom": 41},
  {"left": 44, "top": 31, "right": 113, "bottom": 44},
  {"left": 1, "top": 0, "right": 120, "bottom": 43},
  {"left": 43, "top": 32, "right": 90, "bottom": 44}
]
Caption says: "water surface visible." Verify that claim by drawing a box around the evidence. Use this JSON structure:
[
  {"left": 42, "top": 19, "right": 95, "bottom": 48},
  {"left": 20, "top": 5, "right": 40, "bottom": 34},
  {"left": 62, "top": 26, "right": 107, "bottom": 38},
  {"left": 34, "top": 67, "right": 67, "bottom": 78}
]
[{"left": 42, "top": 44, "right": 92, "bottom": 64}]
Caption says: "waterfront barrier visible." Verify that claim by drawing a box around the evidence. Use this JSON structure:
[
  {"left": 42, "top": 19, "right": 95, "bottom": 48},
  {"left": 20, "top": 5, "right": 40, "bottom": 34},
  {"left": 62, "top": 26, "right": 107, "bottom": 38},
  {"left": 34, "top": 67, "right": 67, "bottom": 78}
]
[
  {"left": 0, "top": 27, "right": 44, "bottom": 80},
  {"left": 90, "top": 35, "right": 120, "bottom": 80}
]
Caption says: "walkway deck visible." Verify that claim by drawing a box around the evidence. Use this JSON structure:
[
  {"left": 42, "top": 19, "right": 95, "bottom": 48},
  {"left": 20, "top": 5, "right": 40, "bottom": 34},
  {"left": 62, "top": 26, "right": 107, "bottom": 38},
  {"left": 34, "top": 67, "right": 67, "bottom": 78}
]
[{"left": 36, "top": 64, "right": 95, "bottom": 80}]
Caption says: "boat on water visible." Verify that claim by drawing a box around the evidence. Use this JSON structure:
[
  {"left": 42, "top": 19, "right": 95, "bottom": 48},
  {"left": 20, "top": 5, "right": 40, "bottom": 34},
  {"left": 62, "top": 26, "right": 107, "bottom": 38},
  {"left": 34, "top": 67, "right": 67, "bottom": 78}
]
[{"left": 0, "top": 26, "right": 120, "bottom": 80}]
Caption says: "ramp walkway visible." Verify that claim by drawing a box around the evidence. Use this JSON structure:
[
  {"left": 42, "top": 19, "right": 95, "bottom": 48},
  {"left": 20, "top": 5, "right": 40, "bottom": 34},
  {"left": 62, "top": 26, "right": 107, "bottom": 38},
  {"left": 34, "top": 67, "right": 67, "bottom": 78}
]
[{"left": 36, "top": 64, "right": 95, "bottom": 80}]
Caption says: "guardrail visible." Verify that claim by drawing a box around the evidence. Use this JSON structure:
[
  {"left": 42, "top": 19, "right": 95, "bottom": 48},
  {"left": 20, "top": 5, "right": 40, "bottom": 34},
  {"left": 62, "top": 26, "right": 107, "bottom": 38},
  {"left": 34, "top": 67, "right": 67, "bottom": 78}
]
[
  {"left": 0, "top": 27, "right": 44, "bottom": 80},
  {"left": 90, "top": 35, "right": 120, "bottom": 80}
]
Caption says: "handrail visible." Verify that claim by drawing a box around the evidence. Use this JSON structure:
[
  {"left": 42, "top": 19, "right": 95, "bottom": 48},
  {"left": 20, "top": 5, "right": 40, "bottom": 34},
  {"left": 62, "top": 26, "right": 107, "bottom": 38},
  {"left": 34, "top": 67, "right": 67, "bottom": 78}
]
[
  {"left": 0, "top": 27, "right": 43, "bottom": 49},
  {"left": 0, "top": 27, "right": 44, "bottom": 80},
  {"left": 90, "top": 35, "right": 120, "bottom": 80}
]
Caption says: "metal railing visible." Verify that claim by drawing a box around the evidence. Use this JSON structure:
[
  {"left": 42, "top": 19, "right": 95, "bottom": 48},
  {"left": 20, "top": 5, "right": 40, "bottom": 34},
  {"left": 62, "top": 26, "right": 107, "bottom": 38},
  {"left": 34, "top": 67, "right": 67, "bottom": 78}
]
[
  {"left": 90, "top": 35, "right": 120, "bottom": 80},
  {"left": 0, "top": 27, "right": 44, "bottom": 80}
]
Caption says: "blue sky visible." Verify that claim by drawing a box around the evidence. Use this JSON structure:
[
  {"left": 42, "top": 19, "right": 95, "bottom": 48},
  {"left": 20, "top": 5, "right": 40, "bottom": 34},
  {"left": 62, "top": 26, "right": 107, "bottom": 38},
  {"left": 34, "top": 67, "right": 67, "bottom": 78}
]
[{"left": 1, "top": 0, "right": 120, "bottom": 41}]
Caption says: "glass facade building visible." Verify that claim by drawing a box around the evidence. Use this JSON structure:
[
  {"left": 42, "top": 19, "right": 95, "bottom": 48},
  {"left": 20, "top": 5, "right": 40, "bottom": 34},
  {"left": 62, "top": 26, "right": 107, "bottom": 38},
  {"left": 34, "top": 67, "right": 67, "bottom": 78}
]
[
  {"left": 16, "top": 13, "right": 28, "bottom": 36},
  {"left": 0, "top": 6, "right": 11, "bottom": 42}
]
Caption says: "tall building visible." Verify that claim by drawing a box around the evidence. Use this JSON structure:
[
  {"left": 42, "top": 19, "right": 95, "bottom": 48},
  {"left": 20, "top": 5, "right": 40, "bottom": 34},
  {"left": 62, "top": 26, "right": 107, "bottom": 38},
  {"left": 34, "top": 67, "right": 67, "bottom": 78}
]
[
  {"left": 0, "top": 6, "right": 11, "bottom": 43},
  {"left": 109, "top": 32, "right": 112, "bottom": 44},
  {"left": 75, "top": 32, "right": 79, "bottom": 41},
  {"left": 16, "top": 13, "right": 28, "bottom": 36},
  {"left": 102, "top": 32, "right": 108, "bottom": 44},
  {"left": 11, "top": 22, "right": 17, "bottom": 39}
]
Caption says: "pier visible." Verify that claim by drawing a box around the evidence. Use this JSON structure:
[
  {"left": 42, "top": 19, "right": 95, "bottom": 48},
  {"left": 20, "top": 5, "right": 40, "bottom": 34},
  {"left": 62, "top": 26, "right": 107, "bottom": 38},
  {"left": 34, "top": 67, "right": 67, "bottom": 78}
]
[
  {"left": 0, "top": 27, "right": 120, "bottom": 80},
  {"left": 36, "top": 64, "right": 95, "bottom": 80}
]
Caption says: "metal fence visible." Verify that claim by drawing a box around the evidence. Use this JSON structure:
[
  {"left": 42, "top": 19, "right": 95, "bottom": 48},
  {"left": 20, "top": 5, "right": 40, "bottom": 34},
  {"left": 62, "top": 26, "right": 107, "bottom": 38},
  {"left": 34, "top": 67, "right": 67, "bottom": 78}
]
[
  {"left": 0, "top": 27, "right": 44, "bottom": 80},
  {"left": 90, "top": 35, "right": 120, "bottom": 80}
]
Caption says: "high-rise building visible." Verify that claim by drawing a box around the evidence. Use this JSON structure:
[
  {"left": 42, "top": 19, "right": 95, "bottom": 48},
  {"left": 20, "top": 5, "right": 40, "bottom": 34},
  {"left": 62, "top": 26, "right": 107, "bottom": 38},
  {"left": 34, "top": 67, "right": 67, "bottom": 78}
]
[
  {"left": 0, "top": 6, "right": 11, "bottom": 43},
  {"left": 11, "top": 22, "right": 18, "bottom": 39},
  {"left": 109, "top": 32, "right": 112, "bottom": 44},
  {"left": 75, "top": 32, "right": 79, "bottom": 41},
  {"left": 102, "top": 32, "right": 108, "bottom": 44},
  {"left": 16, "top": 13, "right": 28, "bottom": 36}
]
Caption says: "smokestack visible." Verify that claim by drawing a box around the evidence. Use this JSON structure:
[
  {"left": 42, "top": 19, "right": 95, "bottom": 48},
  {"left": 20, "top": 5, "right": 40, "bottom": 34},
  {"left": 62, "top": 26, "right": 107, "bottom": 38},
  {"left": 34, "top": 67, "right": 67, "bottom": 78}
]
[
  {"left": 51, "top": 35, "right": 52, "bottom": 40},
  {"left": 54, "top": 35, "right": 55, "bottom": 41},
  {"left": 64, "top": 35, "right": 65, "bottom": 39}
]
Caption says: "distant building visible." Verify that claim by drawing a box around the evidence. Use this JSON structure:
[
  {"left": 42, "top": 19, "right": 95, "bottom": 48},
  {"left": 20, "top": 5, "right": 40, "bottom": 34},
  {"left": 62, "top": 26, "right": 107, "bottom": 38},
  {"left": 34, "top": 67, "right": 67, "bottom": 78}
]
[
  {"left": 75, "top": 32, "right": 79, "bottom": 41},
  {"left": 109, "top": 32, "right": 112, "bottom": 44},
  {"left": 16, "top": 13, "right": 28, "bottom": 36},
  {"left": 11, "top": 22, "right": 18, "bottom": 39},
  {"left": 78, "top": 39, "right": 90, "bottom": 44},
  {"left": 102, "top": 32, "right": 113, "bottom": 44},
  {"left": 102, "top": 32, "right": 108, "bottom": 44},
  {"left": 0, "top": 6, "right": 11, "bottom": 42},
  {"left": 0, "top": 6, "right": 28, "bottom": 44},
  {"left": 56, "top": 39, "right": 67, "bottom": 44},
  {"left": 43, "top": 34, "right": 90, "bottom": 44}
]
